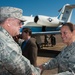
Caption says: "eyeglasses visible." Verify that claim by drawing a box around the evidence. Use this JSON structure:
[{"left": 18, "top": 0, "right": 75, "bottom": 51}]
[{"left": 20, "top": 21, "right": 24, "bottom": 25}]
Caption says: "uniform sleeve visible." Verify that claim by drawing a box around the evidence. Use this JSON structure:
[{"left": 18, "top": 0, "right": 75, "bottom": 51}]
[
  {"left": 41, "top": 47, "right": 64, "bottom": 70},
  {"left": 54, "top": 54, "right": 75, "bottom": 75},
  {"left": 0, "top": 41, "right": 41, "bottom": 75},
  {"left": 42, "top": 57, "right": 58, "bottom": 70}
]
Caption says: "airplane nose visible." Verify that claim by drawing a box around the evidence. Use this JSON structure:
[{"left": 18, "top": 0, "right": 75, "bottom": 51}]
[{"left": 34, "top": 16, "right": 39, "bottom": 23}]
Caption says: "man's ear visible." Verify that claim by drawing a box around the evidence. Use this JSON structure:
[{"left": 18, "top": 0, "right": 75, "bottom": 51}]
[{"left": 6, "top": 18, "right": 11, "bottom": 26}]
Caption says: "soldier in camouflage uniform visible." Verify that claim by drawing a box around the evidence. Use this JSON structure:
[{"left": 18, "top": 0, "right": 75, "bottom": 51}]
[
  {"left": 0, "top": 7, "right": 41, "bottom": 75},
  {"left": 39, "top": 22, "right": 75, "bottom": 75}
]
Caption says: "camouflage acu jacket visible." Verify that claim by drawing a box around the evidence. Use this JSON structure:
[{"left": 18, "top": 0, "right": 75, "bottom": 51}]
[
  {"left": 0, "top": 26, "right": 40, "bottom": 75},
  {"left": 42, "top": 41, "right": 75, "bottom": 75}
]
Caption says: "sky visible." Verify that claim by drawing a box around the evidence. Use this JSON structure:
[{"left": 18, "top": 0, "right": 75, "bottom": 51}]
[{"left": 0, "top": 0, "right": 75, "bottom": 24}]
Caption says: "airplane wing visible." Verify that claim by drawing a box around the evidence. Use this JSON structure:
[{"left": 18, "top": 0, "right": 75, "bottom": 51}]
[{"left": 32, "top": 31, "right": 60, "bottom": 35}]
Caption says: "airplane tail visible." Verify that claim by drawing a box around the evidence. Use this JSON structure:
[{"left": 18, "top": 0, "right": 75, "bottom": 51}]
[{"left": 58, "top": 4, "right": 75, "bottom": 22}]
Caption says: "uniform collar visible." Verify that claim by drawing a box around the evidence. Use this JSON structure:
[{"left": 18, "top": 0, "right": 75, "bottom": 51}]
[{"left": 0, "top": 26, "right": 12, "bottom": 39}]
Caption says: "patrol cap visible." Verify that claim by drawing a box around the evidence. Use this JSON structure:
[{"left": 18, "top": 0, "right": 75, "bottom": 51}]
[{"left": 0, "top": 7, "right": 25, "bottom": 21}]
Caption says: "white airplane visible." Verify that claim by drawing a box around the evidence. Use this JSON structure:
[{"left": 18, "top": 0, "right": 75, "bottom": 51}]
[
  {"left": 21, "top": 4, "right": 75, "bottom": 47},
  {"left": 21, "top": 4, "right": 75, "bottom": 35},
  {"left": 34, "top": 4, "right": 75, "bottom": 27}
]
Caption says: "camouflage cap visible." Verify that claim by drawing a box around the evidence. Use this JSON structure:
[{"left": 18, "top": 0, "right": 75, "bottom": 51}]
[{"left": 0, "top": 7, "right": 25, "bottom": 21}]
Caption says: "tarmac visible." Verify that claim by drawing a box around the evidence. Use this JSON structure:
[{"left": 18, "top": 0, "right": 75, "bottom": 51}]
[{"left": 36, "top": 37, "right": 66, "bottom": 75}]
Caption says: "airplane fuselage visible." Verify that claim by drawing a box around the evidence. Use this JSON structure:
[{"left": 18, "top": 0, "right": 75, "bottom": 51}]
[
  {"left": 21, "top": 16, "right": 61, "bottom": 32},
  {"left": 34, "top": 15, "right": 60, "bottom": 27}
]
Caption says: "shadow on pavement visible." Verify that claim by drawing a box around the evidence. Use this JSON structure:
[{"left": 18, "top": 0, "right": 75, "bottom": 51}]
[{"left": 38, "top": 49, "right": 60, "bottom": 58}]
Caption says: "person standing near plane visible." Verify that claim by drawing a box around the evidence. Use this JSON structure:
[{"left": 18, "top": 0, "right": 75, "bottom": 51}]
[
  {"left": 50, "top": 34, "right": 56, "bottom": 47},
  {"left": 21, "top": 28, "right": 38, "bottom": 67},
  {"left": 44, "top": 35, "right": 49, "bottom": 46},
  {"left": 0, "top": 6, "right": 41, "bottom": 75},
  {"left": 39, "top": 22, "right": 75, "bottom": 75}
]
